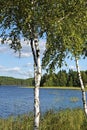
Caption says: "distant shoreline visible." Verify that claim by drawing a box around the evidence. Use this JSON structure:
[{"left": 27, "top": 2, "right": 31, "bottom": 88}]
[
  {"left": 25, "top": 86, "right": 81, "bottom": 90},
  {"left": 0, "top": 85, "right": 87, "bottom": 91},
  {"left": 40, "top": 86, "right": 81, "bottom": 90},
  {"left": 26, "top": 86, "right": 87, "bottom": 91}
]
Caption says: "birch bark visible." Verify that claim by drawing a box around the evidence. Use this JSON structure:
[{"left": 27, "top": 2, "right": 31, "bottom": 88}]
[
  {"left": 34, "top": 38, "right": 41, "bottom": 130},
  {"left": 30, "top": 37, "right": 41, "bottom": 130},
  {"left": 75, "top": 56, "right": 87, "bottom": 116}
]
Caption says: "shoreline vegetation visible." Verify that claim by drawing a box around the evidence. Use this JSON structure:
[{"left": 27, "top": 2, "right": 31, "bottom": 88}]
[
  {"left": 0, "top": 108, "right": 87, "bottom": 130},
  {"left": 41, "top": 86, "right": 81, "bottom": 90},
  {"left": 23, "top": 86, "right": 87, "bottom": 91},
  {"left": 0, "top": 69, "right": 87, "bottom": 87}
]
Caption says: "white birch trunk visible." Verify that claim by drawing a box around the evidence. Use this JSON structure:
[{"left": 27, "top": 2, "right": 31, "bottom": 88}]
[
  {"left": 34, "top": 65, "right": 40, "bottom": 130},
  {"left": 34, "top": 38, "right": 41, "bottom": 130},
  {"left": 30, "top": 37, "right": 41, "bottom": 130},
  {"left": 75, "top": 57, "right": 87, "bottom": 116},
  {"left": 30, "top": 1, "right": 41, "bottom": 129}
]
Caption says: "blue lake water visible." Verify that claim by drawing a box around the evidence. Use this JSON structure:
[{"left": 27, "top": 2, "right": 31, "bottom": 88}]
[{"left": 0, "top": 86, "right": 86, "bottom": 118}]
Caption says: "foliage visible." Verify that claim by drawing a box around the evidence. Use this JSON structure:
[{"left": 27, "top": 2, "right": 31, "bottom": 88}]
[
  {"left": 0, "top": 0, "right": 46, "bottom": 52},
  {"left": 42, "top": 0, "right": 87, "bottom": 70},
  {"left": 0, "top": 69, "right": 87, "bottom": 87},
  {"left": 41, "top": 69, "right": 87, "bottom": 87},
  {"left": 0, "top": 1, "right": 87, "bottom": 55},
  {"left": 0, "top": 109, "right": 86, "bottom": 130},
  {"left": 0, "top": 76, "right": 34, "bottom": 86}
]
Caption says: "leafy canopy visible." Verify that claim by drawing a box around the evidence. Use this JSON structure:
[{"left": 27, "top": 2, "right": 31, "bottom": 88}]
[
  {"left": 42, "top": 0, "right": 87, "bottom": 70},
  {"left": 0, "top": 0, "right": 87, "bottom": 67},
  {"left": 0, "top": 0, "right": 47, "bottom": 51}
]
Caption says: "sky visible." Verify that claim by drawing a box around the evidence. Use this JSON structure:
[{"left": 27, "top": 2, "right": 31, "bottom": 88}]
[
  {"left": 0, "top": 38, "right": 46, "bottom": 79},
  {"left": 0, "top": 38, "right": 87, "bottom": 79}
]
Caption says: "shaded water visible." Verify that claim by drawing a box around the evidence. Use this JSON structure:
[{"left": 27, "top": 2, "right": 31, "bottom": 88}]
[{"left": 0, "top": 86, "right": 85, "bottom": 118}]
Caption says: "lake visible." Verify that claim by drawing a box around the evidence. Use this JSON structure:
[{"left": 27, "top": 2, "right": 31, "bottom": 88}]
[{"left": 0, "top": 86, "right": 86, "bottom": 118}]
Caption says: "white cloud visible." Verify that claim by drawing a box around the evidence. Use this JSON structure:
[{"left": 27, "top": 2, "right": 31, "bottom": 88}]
[
  {"left": 0, "top": 65, "right": 33, "bottom": 79},
  {"left": 24, "top": 62, "right": 33, "bottom": 67},
  {"left": 21, "top": 52, "right": 32, "bottom": 58},
  {"left": 0, "top": 38, "right": 46, "bottom": 58},
  {"left": 0, "top": 66, "right": 21, "bottom": 73},
  {"left": 6, "top": 67, "right": 21, "bottom": 72},
  {"left": 15, "top": 52, "right": 32, "bottom": 58},
  {"left": 0, "top": 46, "right": 7, "bottom": 53},
  {"left": 69, "top": 65, "right": 76, "bottom": 70},
  {"left": 17, "top": 70, "right": 33, "bottom": 78},
  {"left": 0, "top": 65, "right": 4, "bottom": 69},
  {"left": 0, "top": 44, "right": 9, "bottom": 53}
]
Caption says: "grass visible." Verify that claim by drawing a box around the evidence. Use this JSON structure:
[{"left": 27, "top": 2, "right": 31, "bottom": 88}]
[
  {"left": 40, "top": 109, "right": 87, "bottom": 130},
  {"left": 0, "top": 109, "right": 87, "bottom": 130}
]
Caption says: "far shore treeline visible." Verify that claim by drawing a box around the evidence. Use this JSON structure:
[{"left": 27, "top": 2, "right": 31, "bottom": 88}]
[{"left": 0, "top": 69, "right": 87, "bottom": 87}]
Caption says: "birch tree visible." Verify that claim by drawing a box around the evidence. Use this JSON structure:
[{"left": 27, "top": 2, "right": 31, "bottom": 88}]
[
  {"left": 0, "top": 1, "right": 87, "bottom": 129},
  {"left": 42, "top": 0, "right": 87, "bottom": 116},
  {"left": 0, "top": 1, "right": 42, "bottom": 129},
  {"left": 65, "top": 31, "right": 87, "bottom": 116},
  {"left": 64, "top": 16, "right": 87, "bottom": 115},
  {"left": 75, "top": 56, "right": 87, "bottom": 115}
]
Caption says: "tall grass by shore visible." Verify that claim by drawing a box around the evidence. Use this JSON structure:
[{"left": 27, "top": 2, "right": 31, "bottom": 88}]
[{"left": 0, "top": 108, "right": 87, "bottom": 130}]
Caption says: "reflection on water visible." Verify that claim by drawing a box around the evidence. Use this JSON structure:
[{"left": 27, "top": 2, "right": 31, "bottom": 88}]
[{"left": 0, "top": 86, "right": 85, "bottom": 118}]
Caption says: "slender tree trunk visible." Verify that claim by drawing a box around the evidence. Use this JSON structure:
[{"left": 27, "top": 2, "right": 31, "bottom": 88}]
[
  {"left": 30, "top": 37, "right": 41, "bottom": 130},
  {"left": 34, "top": 38, "right": 41, "bottom": 130},
  {"left": 75, "top": 56, "right": 87, "bottom": 116},
  {"left": 30, "top": 0, "right": 41, "bottom": 127}
]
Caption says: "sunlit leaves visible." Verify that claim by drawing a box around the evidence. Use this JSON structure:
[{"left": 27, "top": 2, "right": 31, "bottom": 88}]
[
  {"left": 42, "top": 0, "right": 87, "bottom": 70},
  {"left": 0, "top": 0, "right": 87, "bottom": 60},
  {"left": 0, "top": 0, "right": 40, "bottom": 51}
]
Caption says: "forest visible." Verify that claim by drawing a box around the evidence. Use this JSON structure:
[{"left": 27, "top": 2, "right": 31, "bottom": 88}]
[
  {"left": 41, "top": 69, "right": 87, "bottom": 87},
  {"left": 0, "top": 76, "right": 34, "bottom": 86},
  {"left": 0, "top": 69, "right": 87, "bottom": 87}
]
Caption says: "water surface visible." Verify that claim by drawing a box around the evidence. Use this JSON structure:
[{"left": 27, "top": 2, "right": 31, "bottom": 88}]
[{"left": 0, "top": 86, "right": 85, "bottom": 118}]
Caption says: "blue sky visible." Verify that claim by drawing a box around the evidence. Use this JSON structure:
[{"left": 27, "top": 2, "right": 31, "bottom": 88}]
[
  {"left": 0, "top": 38, "right": 87, "bottom": 79},
  {"left": 0, "top": 38, "right": 46, "bottom": 79}
]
